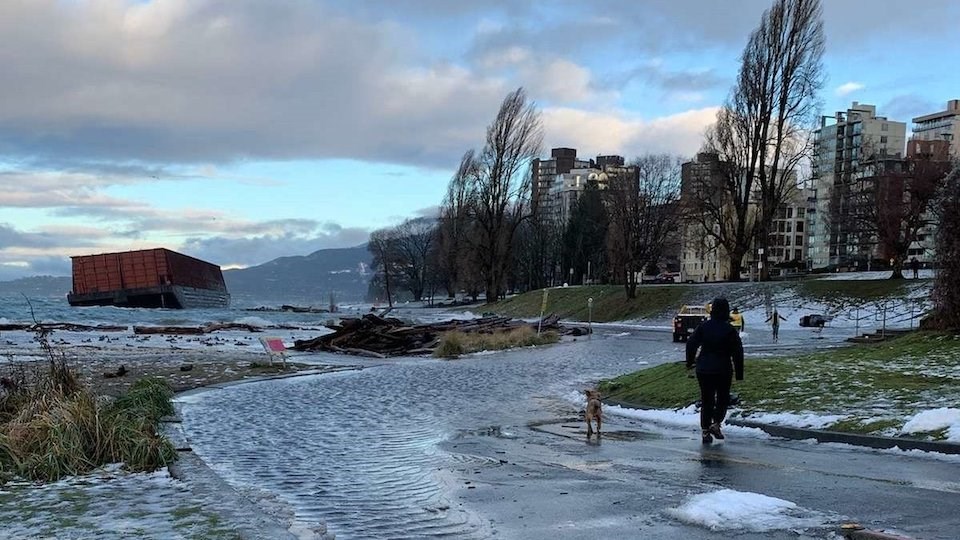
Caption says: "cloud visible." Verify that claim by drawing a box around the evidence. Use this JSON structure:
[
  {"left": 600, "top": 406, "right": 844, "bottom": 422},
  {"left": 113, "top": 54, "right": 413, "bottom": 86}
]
[
  {"left": 835, "top": 82, "right": 865, "bottom": 97},
  {"left": 541, "top": 106, "right": 719, "bottom": 160},
  {"left": 181, "top": 224, "right": 370, "bottom": 268}
]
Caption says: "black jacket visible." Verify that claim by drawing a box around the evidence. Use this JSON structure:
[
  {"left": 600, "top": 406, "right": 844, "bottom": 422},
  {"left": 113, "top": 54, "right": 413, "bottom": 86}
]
[{"left": 686, "top": 317, "right": 744, "bottom": 379}]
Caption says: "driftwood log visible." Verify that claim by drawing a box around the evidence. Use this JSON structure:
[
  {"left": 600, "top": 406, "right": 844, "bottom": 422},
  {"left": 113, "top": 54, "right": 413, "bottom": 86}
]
[
  {"left": 132, "top": 322, "right": 263, "bottom": 335},
  {"left": 0, "top": 323, "right": 127, "bottom": 332},
  {"left": 292, "top": 313, "right": 569, "bottom": 357}
]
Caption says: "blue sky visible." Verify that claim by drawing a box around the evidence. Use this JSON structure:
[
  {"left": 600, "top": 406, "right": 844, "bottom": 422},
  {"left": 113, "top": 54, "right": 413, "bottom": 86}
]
[{"left": 1, "top": 0, "right": 958, "bottom": 280}]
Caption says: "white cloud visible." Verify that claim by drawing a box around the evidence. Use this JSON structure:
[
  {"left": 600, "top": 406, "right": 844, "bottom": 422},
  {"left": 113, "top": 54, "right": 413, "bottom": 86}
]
[
  {"left": 541, "top": 106, "right": 719, "bottom": 159},
  {"left": 835, "top": 82, "right": 865, "bottom": 97}
]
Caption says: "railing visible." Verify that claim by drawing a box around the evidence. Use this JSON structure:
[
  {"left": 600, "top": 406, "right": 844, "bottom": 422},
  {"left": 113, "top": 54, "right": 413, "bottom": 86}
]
[{"left": 846, "top": 297, "right": 930, "bottom": 337}]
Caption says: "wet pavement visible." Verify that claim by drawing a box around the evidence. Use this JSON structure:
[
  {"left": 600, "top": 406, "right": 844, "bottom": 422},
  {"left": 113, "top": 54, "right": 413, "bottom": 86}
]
[{"left": 178, "top": 326, "right": 960, "bottom": 539}]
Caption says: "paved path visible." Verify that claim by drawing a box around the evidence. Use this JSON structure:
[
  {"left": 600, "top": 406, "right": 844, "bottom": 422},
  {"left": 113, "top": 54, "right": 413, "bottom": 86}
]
[{"left": 177, "top": 326, "right": 960, "bottom": 539}]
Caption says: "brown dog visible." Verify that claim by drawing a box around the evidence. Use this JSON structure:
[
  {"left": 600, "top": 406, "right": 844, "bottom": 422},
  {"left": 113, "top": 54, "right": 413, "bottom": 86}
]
[{"left": 584, "top": 389, "right": 602, "bottom": 437}]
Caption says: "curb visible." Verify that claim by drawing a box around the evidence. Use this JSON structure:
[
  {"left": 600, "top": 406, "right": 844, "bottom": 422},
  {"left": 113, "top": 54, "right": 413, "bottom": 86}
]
[
  {"left": 728, "top": 419, "right": 960, "bottom": 455},
  {"left": 603, "top": 398, "right": 960, "bottom": 455}
]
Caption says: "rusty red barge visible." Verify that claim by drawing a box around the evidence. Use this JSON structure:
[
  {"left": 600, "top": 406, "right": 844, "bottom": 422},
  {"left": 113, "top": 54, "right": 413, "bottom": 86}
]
[{"left": 67, "top": 248, "right": 230, "bottom": 309}]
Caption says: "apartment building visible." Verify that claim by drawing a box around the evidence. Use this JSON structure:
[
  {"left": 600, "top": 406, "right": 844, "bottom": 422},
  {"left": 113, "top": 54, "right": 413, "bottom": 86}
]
[
  {"left": 541, "top": 168, "right": 609, "bottom": 225},
  {"left": 808, "top": 102, "right": 907, "bottom": 269},
  {"left": 911, "top": 99, "right": 959, "bottom": 157},
  {"left": 531, "top": 148, "right": 592, "bottom": 204}
]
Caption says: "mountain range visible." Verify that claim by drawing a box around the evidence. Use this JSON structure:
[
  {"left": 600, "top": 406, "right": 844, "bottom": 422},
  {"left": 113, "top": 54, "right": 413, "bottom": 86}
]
[{"left": 0, "top": 245, "right": 373, "bottom": 305}]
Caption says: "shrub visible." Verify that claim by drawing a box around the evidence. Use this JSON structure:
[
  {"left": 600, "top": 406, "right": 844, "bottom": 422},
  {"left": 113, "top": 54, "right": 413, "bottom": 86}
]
[{"left": 434, "top": 327, "right": 559, "bottom": 358}]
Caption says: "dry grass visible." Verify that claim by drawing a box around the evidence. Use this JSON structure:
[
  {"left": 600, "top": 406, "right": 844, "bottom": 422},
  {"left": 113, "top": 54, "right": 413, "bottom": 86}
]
[
  {"left": 434, "top": 326, "right": 559, "bottom": 358},
  {"left": 0, "top": 329, "right": 177, "bottom": 483}
]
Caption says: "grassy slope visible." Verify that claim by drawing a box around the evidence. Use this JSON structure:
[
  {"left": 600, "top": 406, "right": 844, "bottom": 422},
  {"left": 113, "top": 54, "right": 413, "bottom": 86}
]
[
  {"left": 487, "top": 285, "right": 692, "bottom": 322},
  {"left": 482, "top": 278, "right": 930, "bottom": 323},
  {"left": 599, "top": 332, "right": 960, "bottom": 439}
]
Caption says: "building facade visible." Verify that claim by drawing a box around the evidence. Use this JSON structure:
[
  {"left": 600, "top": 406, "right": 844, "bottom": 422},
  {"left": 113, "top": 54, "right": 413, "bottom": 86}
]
[
  {"left": 531, "top": 148, "right": 592, "bottom": 204},
  {"left": 808, "top": 102, "right": 907, "bottom": 269},
  {"left": 911, "top": 99, "right": 959, "bottom": 157}
]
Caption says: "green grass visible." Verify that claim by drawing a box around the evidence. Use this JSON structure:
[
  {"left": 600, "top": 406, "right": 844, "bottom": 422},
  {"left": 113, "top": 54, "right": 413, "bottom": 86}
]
[
  {"left": 599, "top": 332, "right": 960, "bottom": 439},
  {"left": 0, "top": 371, "right": 177, "bottom": 483},
  {"left": 434, "top": 327, "right": 560, "bottom": 358},
  {"left": 486, "top": 285, "right": 692, "bottom": 322}
]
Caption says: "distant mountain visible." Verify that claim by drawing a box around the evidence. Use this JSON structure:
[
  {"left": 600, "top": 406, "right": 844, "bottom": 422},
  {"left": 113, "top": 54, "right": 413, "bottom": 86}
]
[
  {"left": 0, "top": 275, "right": 71, "bottom": 297},
  {"left": 223, "top": 244, "right": 372, "bottom": 305}
]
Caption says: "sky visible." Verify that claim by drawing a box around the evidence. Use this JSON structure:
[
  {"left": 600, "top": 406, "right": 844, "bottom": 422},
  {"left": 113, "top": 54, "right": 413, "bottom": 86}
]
[{"left": 1, "top": 0, "right": 958, "bottom": 280}]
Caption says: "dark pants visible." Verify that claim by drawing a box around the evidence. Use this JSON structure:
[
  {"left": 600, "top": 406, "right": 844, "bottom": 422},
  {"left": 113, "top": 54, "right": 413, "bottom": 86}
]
[{"left": 697, "top": 372, "right": 732, "bottom": 430}]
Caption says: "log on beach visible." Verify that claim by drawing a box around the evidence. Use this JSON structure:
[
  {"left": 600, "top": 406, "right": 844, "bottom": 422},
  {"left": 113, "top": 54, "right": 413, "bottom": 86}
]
[
  {"left": 291, "top": 313, "right": 568, "bottom": 357},
  {"left": 132, "top": 322, "right": 264, "bottom": 335}
]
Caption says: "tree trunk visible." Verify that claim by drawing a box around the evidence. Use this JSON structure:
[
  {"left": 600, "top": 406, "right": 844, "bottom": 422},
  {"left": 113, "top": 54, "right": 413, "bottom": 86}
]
[
  {"left": 889, "top": 260, "right": 905, "bottom": 280},
  {"left": 727, "top": 249, "right": 746, "bottom": 282}
]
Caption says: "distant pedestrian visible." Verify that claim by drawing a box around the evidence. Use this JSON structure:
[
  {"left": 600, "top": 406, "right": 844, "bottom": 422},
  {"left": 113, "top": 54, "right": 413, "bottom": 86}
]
[
  {"left": 686, "top": 297, "right": 744, "bottom": 444},
  {"left": 910, "top": 257, "right": 920, "bottom": 279},
  {"left": 765, "top": 308, "right": 787, "bottom": 342}
]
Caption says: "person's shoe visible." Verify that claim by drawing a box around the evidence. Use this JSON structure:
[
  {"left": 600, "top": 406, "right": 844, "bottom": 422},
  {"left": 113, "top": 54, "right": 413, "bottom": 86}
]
[
  {"left": 709, "top": 423, "right": 725, "bottom": 440},
  {"left": 701, "top": 429, "right": 713, "bottom": 444}
]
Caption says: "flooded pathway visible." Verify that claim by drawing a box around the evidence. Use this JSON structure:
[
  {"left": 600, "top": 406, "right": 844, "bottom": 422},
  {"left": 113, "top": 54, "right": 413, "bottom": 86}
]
[{"left": 179, "top": 326, "right": 960, "bottom": 539}]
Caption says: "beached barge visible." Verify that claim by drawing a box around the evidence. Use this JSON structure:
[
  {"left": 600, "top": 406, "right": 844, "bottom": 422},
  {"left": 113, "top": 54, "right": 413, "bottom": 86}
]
[{"left": 67, "top": 248, "right": 230, "bottom": 309}]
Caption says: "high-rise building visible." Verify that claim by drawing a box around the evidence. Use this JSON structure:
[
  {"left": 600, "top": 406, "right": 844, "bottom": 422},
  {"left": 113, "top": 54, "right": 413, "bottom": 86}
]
[
  {"left": 911, "top": 99, "right": 959, "bottom": 157},
  {"left": 531, "top": 148, "right": 591, "bottom": 204},
  {"left": 808, "top": 102, "right": 907, "bottom": 269}
]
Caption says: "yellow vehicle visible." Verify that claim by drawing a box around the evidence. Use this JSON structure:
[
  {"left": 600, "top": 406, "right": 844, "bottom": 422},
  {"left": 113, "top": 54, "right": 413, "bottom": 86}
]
[{"left": 705, "top": 302, "right": 745, "bottom": 332}]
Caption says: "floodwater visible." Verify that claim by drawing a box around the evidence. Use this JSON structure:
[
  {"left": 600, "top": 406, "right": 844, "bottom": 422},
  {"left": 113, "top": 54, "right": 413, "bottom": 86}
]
[{"left": 175, "top": 325, "right": 960, "bottom": 539}]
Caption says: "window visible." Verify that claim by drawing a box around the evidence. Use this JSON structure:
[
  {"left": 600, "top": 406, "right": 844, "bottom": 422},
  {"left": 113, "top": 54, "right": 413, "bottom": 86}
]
[
  {"left": 795, "top": 249, "right": 803, "bottom": 260},
  {"left": 881, "top": 136, "right": 888, "bottom": 143},
  {"left": 882, "top": 123, "right": 889, "bottom": 131},
  {"left": 786, "top": 222, "right": 793, "bottom": 233},
  {"left": 787, "top": 208, "right": 794, "bottom": 218},
  {"left": 798, "top": 208, "right": 806, "bottom": 218},
  {"left": 795, "top": 235, "right": 803, "bottom": 246},
  {"left": 796, "top": 221, "right": 805, "bottom": 233}
]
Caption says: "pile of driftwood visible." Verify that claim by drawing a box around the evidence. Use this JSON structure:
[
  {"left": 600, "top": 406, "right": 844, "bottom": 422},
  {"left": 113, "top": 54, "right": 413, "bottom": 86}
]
[{"left": 292, "top": 313, "right": 569, "bottom": 358}]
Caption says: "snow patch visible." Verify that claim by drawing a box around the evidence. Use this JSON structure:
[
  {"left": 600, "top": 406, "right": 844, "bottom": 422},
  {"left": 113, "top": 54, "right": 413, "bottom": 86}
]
[
  {"left": 668, "top": 489, "right": 827, "bottom": 532},
  {"left": 739, "top": 411, "right": 848, "bottom": 430},
  {"left": 901, "top": 408, "right": 960, "bottom": 442}
]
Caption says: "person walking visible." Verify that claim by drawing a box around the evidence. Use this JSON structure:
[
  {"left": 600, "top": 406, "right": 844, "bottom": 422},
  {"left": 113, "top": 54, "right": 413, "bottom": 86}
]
[
  {"left": 766, "top": 308, "right": 787, "bottom": 342},
  {"left": 910, "top": 257, "right": 920, "bottom": 279},
  {"left": 686, "top": 297, "right": 744, "bottom": 444}
]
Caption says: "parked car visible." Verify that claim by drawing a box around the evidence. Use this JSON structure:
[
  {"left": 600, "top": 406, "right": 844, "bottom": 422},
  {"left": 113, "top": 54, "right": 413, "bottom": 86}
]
[{"left": 673, "top": 305, "right": 709, "bottom": 342}]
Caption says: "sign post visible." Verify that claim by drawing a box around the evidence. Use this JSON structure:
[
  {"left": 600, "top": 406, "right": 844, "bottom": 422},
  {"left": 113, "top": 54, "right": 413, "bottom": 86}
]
[
  {"left": 538, "top": 288, "right": 549, "bottom": 335},
  {"left": 588, "top": 297, "right": 594, "bottom": 338}
]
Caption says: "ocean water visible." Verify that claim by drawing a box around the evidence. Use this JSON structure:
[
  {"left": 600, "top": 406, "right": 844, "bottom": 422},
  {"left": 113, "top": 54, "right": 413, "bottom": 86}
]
[{"left": 0, "top": 293, "right": 370, "bottom": 328}]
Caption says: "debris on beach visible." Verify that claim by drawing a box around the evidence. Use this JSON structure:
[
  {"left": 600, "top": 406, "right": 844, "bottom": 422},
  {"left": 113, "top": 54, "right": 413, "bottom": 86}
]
[
  {"left": 291, "top": 313, "right": 573, "bottom": 358},
  {"left": 132, "top": 322, "right": 264, "bottom": 335},
  {"left": 0, "top": 322, "right": 127, "bottom": 332}
]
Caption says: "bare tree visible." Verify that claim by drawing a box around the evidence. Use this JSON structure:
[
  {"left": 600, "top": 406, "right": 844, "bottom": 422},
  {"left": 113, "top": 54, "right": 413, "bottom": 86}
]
[
  {"left": 690, "top": 0, "right": 823, "bottom": 280},
  {"left": 930, "top": 163, "right": 960, "bottom": 330},
  {"left": 368, "top": 228, "right": 399, "bottom": 307},
  {"left": 467, "top": 88, "right": 543, "bottom": 302},
  {"left": 436, "top": 150, "right": 477, "bottom": 298},
  {"left": 393, "top": 217, "right": 438, "bottom": 301},
  {"left": 606, "top": 154, "right": 683, "bottom": 298},
  {"left": 839, "top": 156, "right": 951, "bottom": 279}
]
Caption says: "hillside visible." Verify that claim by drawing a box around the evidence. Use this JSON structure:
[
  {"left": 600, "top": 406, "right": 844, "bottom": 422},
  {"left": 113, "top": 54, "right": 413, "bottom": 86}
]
[{"left": 223, "top": 244, "right": 371, "bottom": 304}]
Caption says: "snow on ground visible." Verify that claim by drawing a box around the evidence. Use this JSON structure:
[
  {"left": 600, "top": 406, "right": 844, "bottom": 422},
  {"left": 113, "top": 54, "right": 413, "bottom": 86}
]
[
  {"left": 901, "top": 408, "right": 960, "bottom": 442},
  {"left": 668, "top": 489, "right": 830, "bottom": 532},
  {"left": 738, "top": 411, "right": 849, "bottom": 430},
  {"left": 819, "top": 269, "right": 935, "bottom": 280}
]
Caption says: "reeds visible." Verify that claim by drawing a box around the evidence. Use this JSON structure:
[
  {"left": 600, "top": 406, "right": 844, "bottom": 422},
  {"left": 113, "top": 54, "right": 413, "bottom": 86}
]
[
  {"left": 434, "top": 327, "right": 559, "bottom": 358},
  {"left": 0, "top": 325, "right": 177, "bottom": 483}
]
